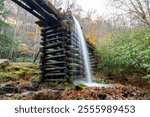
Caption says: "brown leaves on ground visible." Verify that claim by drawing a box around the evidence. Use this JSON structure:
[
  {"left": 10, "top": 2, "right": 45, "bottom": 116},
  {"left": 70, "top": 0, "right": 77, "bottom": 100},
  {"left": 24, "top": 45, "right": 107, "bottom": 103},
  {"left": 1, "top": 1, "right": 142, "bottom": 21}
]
[
  {"left": 0, "top": 62, "right": 40, "bottom": 100},
  {"left": 60, "top": 84, "right": 148, "bottom": 100},
  {"left": 0, "top": 63, "right": 150, "bottom": 100},
  {"left": 11, "top": 82, "right": 148, "bottom": 100}
]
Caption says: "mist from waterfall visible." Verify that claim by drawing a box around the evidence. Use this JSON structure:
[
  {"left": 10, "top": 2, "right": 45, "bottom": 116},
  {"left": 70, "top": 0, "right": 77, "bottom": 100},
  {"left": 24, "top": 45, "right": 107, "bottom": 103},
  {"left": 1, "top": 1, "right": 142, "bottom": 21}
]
[{"left": 73, "top": 16, "right": 93, "bottom": 83}]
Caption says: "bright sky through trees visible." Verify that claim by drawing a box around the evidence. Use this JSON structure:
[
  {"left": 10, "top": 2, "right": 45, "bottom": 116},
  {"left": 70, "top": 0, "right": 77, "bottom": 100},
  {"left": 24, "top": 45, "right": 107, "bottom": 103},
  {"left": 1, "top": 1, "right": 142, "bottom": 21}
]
[{"left": 77, "top": 0, "right": 109, "bottom": 15}]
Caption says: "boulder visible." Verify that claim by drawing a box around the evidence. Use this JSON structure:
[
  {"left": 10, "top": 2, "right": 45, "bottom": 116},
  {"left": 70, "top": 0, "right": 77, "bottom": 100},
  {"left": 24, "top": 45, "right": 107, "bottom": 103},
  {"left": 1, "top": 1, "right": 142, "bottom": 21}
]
[
  {"left": 0, "top": 82, "right": 19, "bottom": 93},
  {"left": 0, "top": 59, "right": 10, "bottom": 69},
  {"left": 98, "top": 94, "right": 108, "bottom": 100},
  {"left": 27, "top": 82, "right": 40, "bottom": 90},
  {"left": 22, "top": 91, "right": 33, "bottom": 96},
  {"left": 75, "top": 84, "right": 87, "bottom": 91},
  {"left": 5, "top": 93, "right": 14, "bottom": 97}
]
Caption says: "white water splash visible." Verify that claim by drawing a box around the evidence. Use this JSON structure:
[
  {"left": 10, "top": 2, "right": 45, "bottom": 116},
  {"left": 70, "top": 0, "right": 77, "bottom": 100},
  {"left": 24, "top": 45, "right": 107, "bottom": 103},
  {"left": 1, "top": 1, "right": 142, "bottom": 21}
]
[{"left": 73, "top": 16, "right": 92, "bottom": 83}]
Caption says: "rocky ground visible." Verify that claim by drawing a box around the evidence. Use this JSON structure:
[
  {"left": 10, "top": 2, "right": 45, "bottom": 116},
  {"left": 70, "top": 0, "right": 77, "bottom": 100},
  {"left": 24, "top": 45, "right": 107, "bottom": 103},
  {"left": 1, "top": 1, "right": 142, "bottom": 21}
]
[{"left": 0, "top": 62, "right": 150, "bottom": 100}]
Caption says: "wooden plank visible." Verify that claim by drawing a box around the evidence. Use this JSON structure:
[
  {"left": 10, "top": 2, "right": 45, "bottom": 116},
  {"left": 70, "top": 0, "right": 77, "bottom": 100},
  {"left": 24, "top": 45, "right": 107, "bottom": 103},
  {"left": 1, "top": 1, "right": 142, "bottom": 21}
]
[
  {"left": 35, "top": 0, "right": 61, "bottom": 19},
  {"left": 23, "top": 0, "right": 59, "bottom": 24},
  {"left": 44, "top": 73, "right": 66, "bottom": 77},
  {"left": 44, "top": 55, "right": 66, "bottom": 60}
]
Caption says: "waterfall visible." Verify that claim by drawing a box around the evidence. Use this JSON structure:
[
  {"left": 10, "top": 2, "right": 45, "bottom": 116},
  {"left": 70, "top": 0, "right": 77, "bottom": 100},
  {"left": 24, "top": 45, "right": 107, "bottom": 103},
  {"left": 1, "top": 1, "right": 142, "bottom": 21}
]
[{"left": 73, "top": 16, "right": 93, "bottom": 83}]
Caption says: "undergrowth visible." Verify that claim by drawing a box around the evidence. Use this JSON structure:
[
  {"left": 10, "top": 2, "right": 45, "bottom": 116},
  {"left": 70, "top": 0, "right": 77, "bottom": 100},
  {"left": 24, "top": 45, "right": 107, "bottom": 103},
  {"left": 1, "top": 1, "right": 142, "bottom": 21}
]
[{"left": 97, "top": 28, "right": 150, "bottom": 81}]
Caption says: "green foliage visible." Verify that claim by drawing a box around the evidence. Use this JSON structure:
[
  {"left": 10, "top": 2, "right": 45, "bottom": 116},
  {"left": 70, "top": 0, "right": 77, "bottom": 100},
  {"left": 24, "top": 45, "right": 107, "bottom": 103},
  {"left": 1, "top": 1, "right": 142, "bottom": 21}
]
[
  {"left": 97, "top": 28, "right": 150, "bottom": 79},
  {"left": 0, "top": 32, "right": 19, "bottom": 58},
  {"left": 0, "top": 0, "right": 4, "bottom": 11},
  {"left": 0, "top": 0, "right": 19, "bottom": 58}
]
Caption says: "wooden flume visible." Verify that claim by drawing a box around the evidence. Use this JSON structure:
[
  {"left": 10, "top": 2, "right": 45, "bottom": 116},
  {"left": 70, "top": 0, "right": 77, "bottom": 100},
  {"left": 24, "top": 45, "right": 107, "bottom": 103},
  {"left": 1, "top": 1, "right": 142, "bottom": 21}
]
[{"left": 11, "top": 0, "right": 98, "bottom": 83}]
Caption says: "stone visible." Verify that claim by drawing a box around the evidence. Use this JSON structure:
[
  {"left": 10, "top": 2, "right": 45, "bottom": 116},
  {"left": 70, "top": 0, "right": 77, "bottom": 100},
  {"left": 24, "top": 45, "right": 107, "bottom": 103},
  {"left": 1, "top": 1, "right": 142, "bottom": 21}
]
[
  {"left": 0, "top": 82, "right": 13, "bottom": 87},
  {"left": 98, "top": 94, "right": 107, "bottom": 100},
  {"left": 2, "top": 86, "right": 18, "bottom": 93},
  {"left": 75, "top": 85, "right": 83, "bottom": 91},
  {"left": 22, "top": 91, "right": 32, "bottom": 96},
  {"left": 0, "top": 59, "right": 10, "bottom": 69},
  {"left": 0, "top": 82, "right": 19, "bottom": 93},
  {"left": 122, "top": 92, "right": 134, "bottom": 98},
  {"left": 5, "top": 93, "right": 14, "bottom": 97},
  {"left": 27, "top": 82, "right": 40, "bottom": 90},
  {"left": 75, "top": 84, "right": 86, "bottom": 91}
]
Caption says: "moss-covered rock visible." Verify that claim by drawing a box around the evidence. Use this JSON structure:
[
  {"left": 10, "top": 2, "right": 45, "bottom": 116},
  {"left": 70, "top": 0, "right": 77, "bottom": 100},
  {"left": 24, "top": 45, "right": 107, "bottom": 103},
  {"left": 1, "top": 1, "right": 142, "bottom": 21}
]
[
  {"left": 75, "top": 84, "right": 87, "bottom": 91},
  {"left": 0, "top": 62, "right": 40, "bottom": 93},
  {"left": 0, "top": 59, "right": 10, "bottom": 70}
]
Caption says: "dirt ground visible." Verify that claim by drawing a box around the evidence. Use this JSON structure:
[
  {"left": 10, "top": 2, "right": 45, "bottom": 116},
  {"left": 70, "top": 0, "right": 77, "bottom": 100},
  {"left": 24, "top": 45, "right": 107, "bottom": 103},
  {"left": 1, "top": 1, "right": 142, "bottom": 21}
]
[{"left": 0, "top": 63, "right": 150, "bottom": 100}]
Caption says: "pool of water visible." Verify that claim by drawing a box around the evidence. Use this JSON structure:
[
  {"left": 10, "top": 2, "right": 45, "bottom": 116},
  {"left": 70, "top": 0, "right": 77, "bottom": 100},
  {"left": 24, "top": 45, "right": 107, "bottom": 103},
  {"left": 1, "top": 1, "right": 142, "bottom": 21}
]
[{"left": 74, "top": 80, "right": 115, "bottom": 88}]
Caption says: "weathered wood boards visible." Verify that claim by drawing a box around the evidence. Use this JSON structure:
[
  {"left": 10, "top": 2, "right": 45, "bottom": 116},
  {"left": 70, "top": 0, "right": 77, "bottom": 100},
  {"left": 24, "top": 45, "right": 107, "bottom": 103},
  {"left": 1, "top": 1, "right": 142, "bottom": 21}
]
[
  {"left": 11, "top": 0, "right": 60, "bottom": 25},
  {"left": 11, "top": 0, "right": 98, "bottom": 83}
]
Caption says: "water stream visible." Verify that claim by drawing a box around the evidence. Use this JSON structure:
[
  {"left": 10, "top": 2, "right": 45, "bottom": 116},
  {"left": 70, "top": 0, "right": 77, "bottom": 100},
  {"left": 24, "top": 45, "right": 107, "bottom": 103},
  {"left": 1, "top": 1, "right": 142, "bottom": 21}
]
[
  {"left": 73, "top": 16, "right": 114, "bottom": 88},
  {"left": 73, "top": 16, "right": 92, "bottom": 83}
]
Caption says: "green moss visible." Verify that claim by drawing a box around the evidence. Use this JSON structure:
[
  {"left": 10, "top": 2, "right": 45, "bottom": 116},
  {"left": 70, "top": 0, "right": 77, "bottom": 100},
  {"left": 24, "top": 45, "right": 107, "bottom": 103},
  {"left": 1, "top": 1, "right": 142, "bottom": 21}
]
[
  {"left": 0, "top": 89, "right": 5, "bottom": 94},
  {"left": 14, "top": 71, "right": 25, "bottom": 76},
  {"left": 51, "top": 81, "right": 60, "bottom": 87},
  {"left": 0, "top": 72, "right": 12, "bottom": 82},
  {"left": 0, "top": 71, "right": 24, "bottom": 81},
  {"left": 78, "top": 84, "right": 87, "bottom": 88},
  {"left": 7, "top": 62, "right": 39, "bottom": 71},
  {"left": 75, "top": 84, "right": 87, "bottom": 91},
  {"left": 0, "top": 62, "right": 40, "bottom": 83},
  {"left": 63, "top": 82, "right": 75, "bottom": 89},
  {"left": 24, "top": 68, "right": 35, "bottom": 74}
]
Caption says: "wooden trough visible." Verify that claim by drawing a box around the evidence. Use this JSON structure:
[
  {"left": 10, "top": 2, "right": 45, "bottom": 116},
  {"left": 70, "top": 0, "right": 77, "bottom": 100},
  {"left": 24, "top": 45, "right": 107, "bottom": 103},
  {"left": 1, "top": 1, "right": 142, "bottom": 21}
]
[{"left": 11, "top": 0, "right": 98, "bottom": 83}]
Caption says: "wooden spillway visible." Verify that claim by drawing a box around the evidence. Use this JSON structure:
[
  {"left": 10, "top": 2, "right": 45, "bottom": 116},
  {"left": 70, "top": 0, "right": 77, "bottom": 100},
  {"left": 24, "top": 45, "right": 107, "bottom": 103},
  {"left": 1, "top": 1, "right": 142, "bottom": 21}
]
[{"left": 11, "top": 0, "right": 98, "bottom": 83}]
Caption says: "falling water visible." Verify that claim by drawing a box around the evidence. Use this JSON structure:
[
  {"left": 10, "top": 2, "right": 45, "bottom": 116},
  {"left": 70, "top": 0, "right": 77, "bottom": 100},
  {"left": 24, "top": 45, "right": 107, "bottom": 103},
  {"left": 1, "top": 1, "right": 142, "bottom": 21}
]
[
  {"left": 73, "top": 16, "right": 92, "bottom": 83},
  {"left": 73, "top": 16, "right": 115, "bottom": 88}
]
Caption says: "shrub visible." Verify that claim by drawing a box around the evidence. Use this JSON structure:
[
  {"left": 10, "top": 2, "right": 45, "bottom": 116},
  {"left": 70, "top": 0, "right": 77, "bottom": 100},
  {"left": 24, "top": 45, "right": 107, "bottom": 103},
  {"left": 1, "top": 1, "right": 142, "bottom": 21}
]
[{"left": 97, "top": 28, "right": 150, "bottom": 79}]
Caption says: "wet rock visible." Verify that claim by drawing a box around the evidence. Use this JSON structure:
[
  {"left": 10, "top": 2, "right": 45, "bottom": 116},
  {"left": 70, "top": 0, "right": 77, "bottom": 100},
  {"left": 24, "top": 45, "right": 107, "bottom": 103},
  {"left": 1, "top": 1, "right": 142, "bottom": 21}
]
[
  {"left": 5, "top": 93, "right": 14, "bottom": 97},
  {"left": 0, "top": 82, "right": 19, "bottom": 93},
  {"left": 0, "top": 82, "right": 12, "bottom": 87},
  {"left": 2, "top": 86, "right": 18, "bottom": 93},
  {"left": 22, "top": 91, "right": 32, "bottom": 96},
  {"left": 98, "top": 94, "right": 107, "bottom": 100},
  {"left": 75, "top": 84, "right": 86, "bottom": 91},
  {"left": 122, "top": 92, "right": 134, "bottom": 98},
  {"left": 75, "top": 86, "right": 83, "bottom": 91},
  {"left": 27, "top": 82, "right": 39, "bottom": 90}
]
